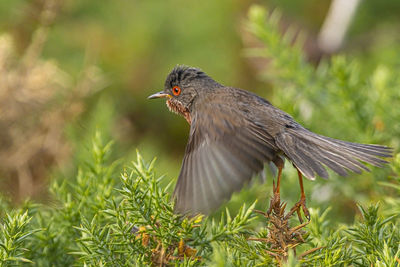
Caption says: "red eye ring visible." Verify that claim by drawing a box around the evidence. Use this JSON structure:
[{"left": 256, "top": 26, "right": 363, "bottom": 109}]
[{"left": 172, "top": 86, "right": 181, "bottom": 96}]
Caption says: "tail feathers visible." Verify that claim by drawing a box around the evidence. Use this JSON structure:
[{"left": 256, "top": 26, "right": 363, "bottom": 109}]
[{"left": 275, "top": 129, "right": 392, "bottom": 180}]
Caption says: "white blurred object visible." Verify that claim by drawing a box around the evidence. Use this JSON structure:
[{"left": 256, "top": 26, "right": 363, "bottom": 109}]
[{"left": 318, "top": 0, "right": 362, "bottom": 53}]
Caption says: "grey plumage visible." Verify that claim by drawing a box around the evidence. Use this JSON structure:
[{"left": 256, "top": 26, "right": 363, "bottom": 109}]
[{"left": 150, "top": 66, "right": 393, "bottom": 216}]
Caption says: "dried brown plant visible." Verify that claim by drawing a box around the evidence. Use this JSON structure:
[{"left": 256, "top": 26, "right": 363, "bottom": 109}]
[
  {"left": 251, "top": 187, "right": 323, "bottom": 265},
  {"left": 0, "top": 0, "right": 107, "bottom": 200}
]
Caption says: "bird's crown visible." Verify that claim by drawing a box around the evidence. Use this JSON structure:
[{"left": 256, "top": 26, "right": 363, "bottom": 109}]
[{"left": 165, "top": 65, "right": 208, "bottom": 88}]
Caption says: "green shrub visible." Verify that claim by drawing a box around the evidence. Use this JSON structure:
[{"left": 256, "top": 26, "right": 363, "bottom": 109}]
[
  {"left": 1, "top": 4, "right": 400, "bottom": 266},
  {"left": 1, "top": 132, "right": 399, "bottom": 266}
]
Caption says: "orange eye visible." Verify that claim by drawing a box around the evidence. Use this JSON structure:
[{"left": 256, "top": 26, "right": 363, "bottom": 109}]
[{"left": 172, "top": 86, "right": 181, "bottom": 96}]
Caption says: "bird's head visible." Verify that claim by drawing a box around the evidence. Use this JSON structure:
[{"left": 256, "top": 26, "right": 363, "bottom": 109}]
[{"left": 148, "top": 65, "right": 219, "bottom": 124}]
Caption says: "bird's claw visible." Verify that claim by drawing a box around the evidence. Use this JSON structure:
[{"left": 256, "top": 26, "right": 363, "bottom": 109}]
[
  {"left": 267, "top": 192, "right": 281, "bottom": 216},
  {"left": 285, "top": 197, "right": 310, "bottom": 223},
  {"left": 302, "top": 201, "right": 310, "bottom": 221},
  {"left": 267, "top": 180, "right": 281, "bottom": 217}
]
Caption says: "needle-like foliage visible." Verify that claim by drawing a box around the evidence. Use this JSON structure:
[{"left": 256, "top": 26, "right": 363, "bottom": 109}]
[{"left": 1, "top": 4, "right": 400, "bottom": 266}]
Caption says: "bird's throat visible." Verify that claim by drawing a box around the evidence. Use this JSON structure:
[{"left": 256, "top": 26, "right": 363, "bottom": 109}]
[{"left": 166, "top": 99, "right": 191, "bottom": 124}]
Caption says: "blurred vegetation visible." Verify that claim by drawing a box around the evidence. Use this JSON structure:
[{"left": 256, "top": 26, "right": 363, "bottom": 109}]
[
  {"left": 1, "top": 0, "right": 400, "bottom": 265},
  {"left": 0, "top": 131, "right": 399, "bottom": 266}
]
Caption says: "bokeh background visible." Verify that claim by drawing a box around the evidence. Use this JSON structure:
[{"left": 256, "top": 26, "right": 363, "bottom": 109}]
[{"left": 1, "top": 0, "right": 399, "bottom": 223}]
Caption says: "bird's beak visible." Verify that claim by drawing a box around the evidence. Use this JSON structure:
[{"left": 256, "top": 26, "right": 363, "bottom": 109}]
[{"left": 147, "top": 91, "right": 171, "bottom": 99}]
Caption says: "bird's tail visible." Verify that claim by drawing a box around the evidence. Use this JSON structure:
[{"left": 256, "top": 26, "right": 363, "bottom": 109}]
[{"left": 275, "top": 128, "right": 393, "bottom": 180}]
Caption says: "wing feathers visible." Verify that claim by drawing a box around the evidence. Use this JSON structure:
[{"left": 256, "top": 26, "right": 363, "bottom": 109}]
[
  {"left": 174, "top": 126, "right": 273, "bottom": 215},
  {"left": 199, "top": 151, "right": 220, "bottom": 206}
]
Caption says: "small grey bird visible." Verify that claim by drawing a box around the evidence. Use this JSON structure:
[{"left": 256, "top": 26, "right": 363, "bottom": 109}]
[{"left": 148, "top": 65, "right": 392, "bottom": 217}]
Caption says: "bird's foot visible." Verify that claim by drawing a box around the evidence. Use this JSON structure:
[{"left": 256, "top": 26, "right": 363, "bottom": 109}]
[
  {"left": 267, "top": 180, "right": 282, "bottom": 217},
  {"left": 285, "top": 196, "right": 310, "bottom": 223}
]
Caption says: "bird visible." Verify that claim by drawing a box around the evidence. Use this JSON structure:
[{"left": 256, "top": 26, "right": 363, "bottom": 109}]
[{"left": 148, "top": 65, "right": 392, "bottom": 218}]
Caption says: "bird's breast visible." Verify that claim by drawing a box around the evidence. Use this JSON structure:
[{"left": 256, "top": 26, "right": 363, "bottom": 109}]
[{"left": 166, "top": 99, "right": 191, "bottom": 124}]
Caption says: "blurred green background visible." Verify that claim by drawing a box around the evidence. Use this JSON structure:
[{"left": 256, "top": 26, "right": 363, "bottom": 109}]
[{"left": 0, "top": 0, "right": 399, "bottom": 223}]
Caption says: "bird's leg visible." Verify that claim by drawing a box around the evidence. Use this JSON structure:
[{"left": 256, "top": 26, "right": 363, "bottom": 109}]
[
  {"left": 267, "top": 157, "right": 284, "bottom": 216},
  {"left": 286, "top": 169, "right": 310, "bottom": 223}
]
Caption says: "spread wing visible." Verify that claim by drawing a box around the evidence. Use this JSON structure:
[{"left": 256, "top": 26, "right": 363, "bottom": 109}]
[{"left": 173, "top": 103, "right": 277, "bottom": 215}]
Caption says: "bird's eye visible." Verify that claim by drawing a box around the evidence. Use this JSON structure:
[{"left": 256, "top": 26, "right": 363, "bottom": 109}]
[{"left": 172, "top": 86, "right": 181, "bottom": 96}]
